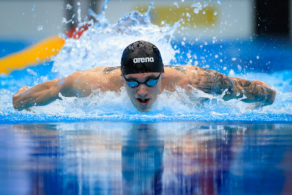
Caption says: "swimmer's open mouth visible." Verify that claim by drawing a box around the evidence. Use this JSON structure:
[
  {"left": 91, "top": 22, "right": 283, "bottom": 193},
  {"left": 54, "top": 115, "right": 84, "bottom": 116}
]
[{"left": 137, "top": 98, "right": 150, "bottom": 106}]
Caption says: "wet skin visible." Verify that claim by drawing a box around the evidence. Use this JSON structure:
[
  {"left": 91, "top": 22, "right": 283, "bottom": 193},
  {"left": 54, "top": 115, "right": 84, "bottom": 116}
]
[
  {"left": 123, "top": 72, "right": 162, "bottom": 112},
  {"left": 12, "top": 65, "right": 276, "bottom": 111}
]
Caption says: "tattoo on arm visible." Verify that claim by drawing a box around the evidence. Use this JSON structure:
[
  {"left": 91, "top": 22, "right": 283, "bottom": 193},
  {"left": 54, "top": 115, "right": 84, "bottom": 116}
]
[
  {"left": 228, "top": 78, "right": 275, "bottom": 105},
  {"left": 103, "top": 66, "right": 120, "bottom": 74},
  {"left": 192, "top": 68, "right": 234, "bottom": 94},
  {"left": 198, "top": 68, "right": 275, "bottom": 105}
]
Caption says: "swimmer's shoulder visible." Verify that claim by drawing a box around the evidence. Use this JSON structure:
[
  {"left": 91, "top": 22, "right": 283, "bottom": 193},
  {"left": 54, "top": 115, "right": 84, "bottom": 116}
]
[
  {"left": 81, "top": 66, "right": 122, "bottom": 91},
  {"left": 164, "top": 65, "right": 201, "bottom": 72},
  {"left": 102, "top": 66, "right": 121, "bottom": 75},
  {"left": 71, "top": 66, "right": 121, "bottom": 81},
  {"left": 86, "top": 66, "right": 121, "bottom": 75},
  {"left": 164, "top": 65, "right": 202, "bottom": 79}
]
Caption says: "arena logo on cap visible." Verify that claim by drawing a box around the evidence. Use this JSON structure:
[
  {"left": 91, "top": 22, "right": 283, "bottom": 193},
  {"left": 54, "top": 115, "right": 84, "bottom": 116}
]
[{"left": 133, "top": 57, "right": 154, "bottom": 63}]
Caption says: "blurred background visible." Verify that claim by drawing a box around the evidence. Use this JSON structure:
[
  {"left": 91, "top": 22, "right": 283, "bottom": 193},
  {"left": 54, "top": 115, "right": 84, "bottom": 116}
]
[{"left": 0, "top": 0, "right": 290, "bottom": 41}]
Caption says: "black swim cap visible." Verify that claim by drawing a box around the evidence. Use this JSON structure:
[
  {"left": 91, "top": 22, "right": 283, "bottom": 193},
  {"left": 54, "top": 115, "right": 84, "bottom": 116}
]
[{"left": 121, "top": 40, "right": 164, "bottom": 75}]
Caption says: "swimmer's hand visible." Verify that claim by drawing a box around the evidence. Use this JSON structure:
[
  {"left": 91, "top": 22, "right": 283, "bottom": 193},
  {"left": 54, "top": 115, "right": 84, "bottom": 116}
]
[
  {"left": 13, "top": 86, "right": 31, "bottom": 110},
  {"left": 252, "top": 80, "right": 276, "bottom": 105},
  {"left": 13, "top": 87, "right": 33, "bottom": 111},
  {"left": 15, "top": 86, "right": 30, "bottom": 96}
]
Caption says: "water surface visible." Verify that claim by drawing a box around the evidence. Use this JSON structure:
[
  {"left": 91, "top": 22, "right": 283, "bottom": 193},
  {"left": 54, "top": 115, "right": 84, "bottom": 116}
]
[
  {"left": 0, "top": 8, "right": 292, "bottom": 123},
  {"left": 1, "top": 122, "right": 291, "bottom": 194}
]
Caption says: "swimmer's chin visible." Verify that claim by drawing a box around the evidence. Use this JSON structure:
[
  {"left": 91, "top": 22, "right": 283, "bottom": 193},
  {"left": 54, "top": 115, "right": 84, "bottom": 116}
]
[
  {"left": 135, "top": 98, "right": 152, "bottom": 112},
  {"left": 136, "top": 106, "right": 151, "bottom": 112}
]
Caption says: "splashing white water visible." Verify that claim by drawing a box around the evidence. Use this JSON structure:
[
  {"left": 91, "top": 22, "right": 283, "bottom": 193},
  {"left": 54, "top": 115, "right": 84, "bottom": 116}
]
[
  {"left": 53, "top": 9, "right": 176, "bottom": 77},
  {"left": 0, "top": 2, "right": 291, "bottom": 123}
]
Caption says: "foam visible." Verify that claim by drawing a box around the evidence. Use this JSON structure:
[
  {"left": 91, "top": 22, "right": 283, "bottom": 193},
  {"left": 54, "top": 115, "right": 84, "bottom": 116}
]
[{"left": 0, "top": 3, "right": 291, "bottom": 123}]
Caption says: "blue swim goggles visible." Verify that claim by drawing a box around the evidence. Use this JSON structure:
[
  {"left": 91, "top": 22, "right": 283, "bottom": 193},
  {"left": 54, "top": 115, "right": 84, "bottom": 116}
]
[{"left": 124, "top": 73, "right": 161, "bottom": 88}]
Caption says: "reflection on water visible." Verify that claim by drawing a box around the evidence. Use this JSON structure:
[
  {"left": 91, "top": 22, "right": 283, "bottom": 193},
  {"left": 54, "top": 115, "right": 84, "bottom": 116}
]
[
  {"left": 122, "top": 124, "right": 164, "bottom": 194},
  {"left": 0, "top": 122, "right": 291, "bottom": 194}
]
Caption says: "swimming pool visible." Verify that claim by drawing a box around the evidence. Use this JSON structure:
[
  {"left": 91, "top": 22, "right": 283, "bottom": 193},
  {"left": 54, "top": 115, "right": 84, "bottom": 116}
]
[
  {"left": 0, "top": 122, "right": 291, "bottom": 194},
  {"left": 0, "top": 8, "right": 292, "bottom": 195},
  {"left": 1, "top": 37, "right": 291, "bottom": 123}
]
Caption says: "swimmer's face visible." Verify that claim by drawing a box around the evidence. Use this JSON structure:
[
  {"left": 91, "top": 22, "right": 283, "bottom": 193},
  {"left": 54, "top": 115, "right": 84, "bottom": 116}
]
[{"left": 123, "top": 72, "right": 163, "bottom": 112}]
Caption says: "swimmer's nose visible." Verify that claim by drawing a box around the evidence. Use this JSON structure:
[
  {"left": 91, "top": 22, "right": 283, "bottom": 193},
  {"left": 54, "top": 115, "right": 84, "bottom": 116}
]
[{"left": 136, "top": 85, "right": 148, "bottom": 97}]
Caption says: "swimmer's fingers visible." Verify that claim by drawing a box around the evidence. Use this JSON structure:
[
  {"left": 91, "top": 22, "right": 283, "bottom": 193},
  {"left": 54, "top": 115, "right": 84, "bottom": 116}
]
[
  {"left": 13, "top": 86, "right": 31, "bottom": 110},
  {"left": 253, "top": 80, "right": 276, "bottom": 104},
  {"left": 16, "top": 86, "right": 30, "bottom": 95}
]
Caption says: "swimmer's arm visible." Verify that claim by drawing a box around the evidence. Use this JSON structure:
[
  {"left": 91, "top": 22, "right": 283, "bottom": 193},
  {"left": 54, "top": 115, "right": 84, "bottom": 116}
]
[
  {"left": 12, "top": 79, "right": 64, "bottom": 110},
  {"left": 191, "top": 68, "right": 276, "bottom": 105},
  {"left": 12, "top": 71, "right": 93, "bottom": 110},
  {"left": 224, "top": 77, "right": 276, "bottom": 105}
]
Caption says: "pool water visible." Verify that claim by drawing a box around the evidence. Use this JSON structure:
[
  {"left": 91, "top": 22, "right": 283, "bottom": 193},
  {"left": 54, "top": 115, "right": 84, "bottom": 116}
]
[
  {"left": 0, "top": 10, "right": 292, "bottom": 123},
  {"left": 0, "top": 122, "right": 291, "bottom": 194},
  {"left": 0, "top": 4, "right": 292, "bottom": 194}
]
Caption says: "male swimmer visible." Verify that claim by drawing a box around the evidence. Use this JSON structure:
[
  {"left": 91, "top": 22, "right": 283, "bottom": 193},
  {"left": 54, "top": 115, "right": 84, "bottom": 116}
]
[{"left": 13, "top": 40, "right": 276, "bottom": 112}]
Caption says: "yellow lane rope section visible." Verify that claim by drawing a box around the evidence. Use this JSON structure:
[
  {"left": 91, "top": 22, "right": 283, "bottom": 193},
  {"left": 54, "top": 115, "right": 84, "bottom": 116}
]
[{"left": 0, "top": 35, "right": 65, "bottom": 74}]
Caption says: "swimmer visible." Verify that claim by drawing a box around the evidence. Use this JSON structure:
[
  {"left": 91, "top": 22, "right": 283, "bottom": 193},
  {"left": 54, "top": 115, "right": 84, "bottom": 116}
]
[{"left": 13, "top": 40, "right": 276, "bottom": 112}]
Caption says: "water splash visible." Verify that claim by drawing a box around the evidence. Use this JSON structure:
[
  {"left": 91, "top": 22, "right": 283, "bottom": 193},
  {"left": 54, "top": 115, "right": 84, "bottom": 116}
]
[
  {"left": 53, "top": 7, "right": 176, "bottom": 77},
  {"left": 0, "top": 3, "right": 292, "bottom": 123}
]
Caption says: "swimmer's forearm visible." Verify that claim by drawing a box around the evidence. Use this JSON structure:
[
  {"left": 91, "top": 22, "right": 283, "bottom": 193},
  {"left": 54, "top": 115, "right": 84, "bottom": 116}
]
[
  {"left": 198, "top": 68, "right": 276, "bottom": 105},
  {"left": 188, "top": 67, "right": 276, "bottom": 105},
  {"left": 225, "top": 78, "right": 276, "bottom": 105},
  {"left": 13, "top": 79, "right": 63, "bottom": 110}
]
